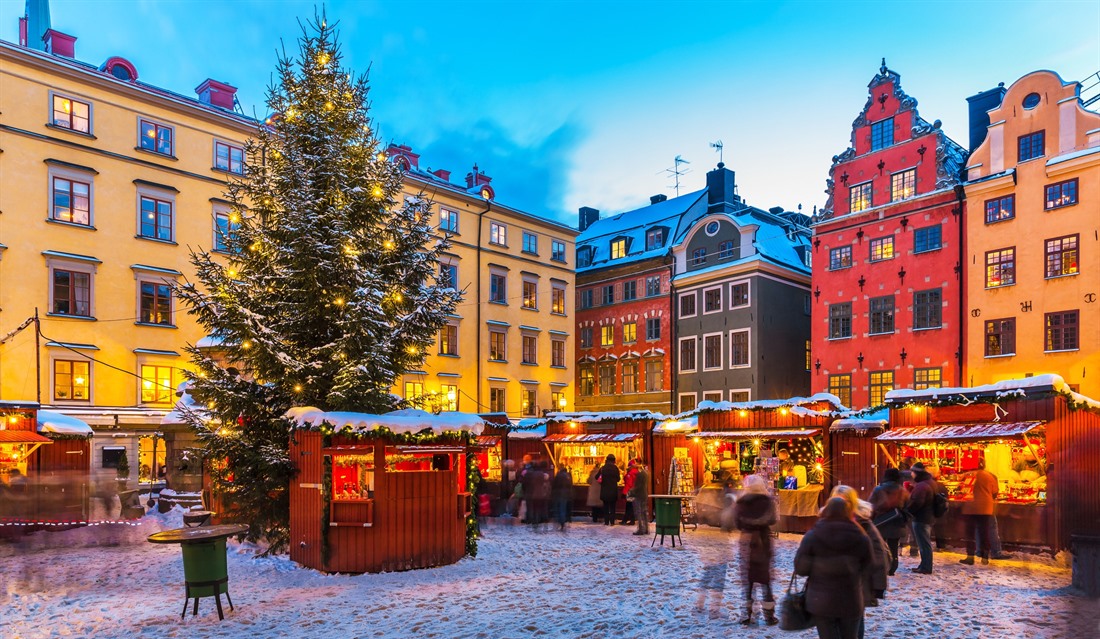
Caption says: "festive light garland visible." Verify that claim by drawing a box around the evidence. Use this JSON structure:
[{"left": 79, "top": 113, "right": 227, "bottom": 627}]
[{"left": 0, "top": 519, "right": 146, "bottom": 527}]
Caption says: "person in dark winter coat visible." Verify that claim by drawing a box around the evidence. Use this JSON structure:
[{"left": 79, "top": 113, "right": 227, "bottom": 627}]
[
  {"left": 586, "top": 464, "right": 603, "bottom": 523},
  {"left": 832, "top": 485, "right": 891, "bottom": 639},
  {"left": 598, "top": 455, "right": 621, "bottom": 526},
  {"left": 905, "top": 463, "right": 937, "bottom": 574},
  {"left": 869, "top": 468, "right": 909, "bottom": 575},
  {"left": 551, "top": 465, "right": 573, "bottom": 531},
  {"left": 621, "top": 460, "right": 638, "bottom": 525},
  {"left": 734, "top": 474, "right": 779, "bottom": 626},
  {"left": 794, "top": 497, "right": 873, "bottom": 639},
  {"left": 630, "top": 460, "right": 651, "bottom": 536}
]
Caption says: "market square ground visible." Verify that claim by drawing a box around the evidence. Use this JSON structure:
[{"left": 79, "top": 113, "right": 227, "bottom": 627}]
[{"left": 1, "top": 510, "right": 1096, "bottom": 639}]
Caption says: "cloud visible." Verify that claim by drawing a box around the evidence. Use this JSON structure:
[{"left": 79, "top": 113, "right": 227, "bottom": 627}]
[{"left": 385, "top": 118, "right": 585, "bottom": 225}]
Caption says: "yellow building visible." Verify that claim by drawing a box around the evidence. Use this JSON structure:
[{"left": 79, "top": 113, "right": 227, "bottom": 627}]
[
  {"left": 964, "top": 70, "right": 1100, "bottom": 395},
  {"left": 387, "top": 145, "right": 577, "bottom": 419},
  {"left": 0, "top": 26, "right": 253, "bottom": 481}
]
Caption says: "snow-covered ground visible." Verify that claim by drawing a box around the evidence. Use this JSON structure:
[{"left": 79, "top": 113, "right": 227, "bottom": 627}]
[{"left": 1, "top": 511, "right": 1096, "bottom": 639}]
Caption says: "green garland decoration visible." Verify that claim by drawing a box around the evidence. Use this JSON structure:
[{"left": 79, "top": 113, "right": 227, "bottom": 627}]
[
  {"left": 889, "top": 388, "right": 1100, "bottom": 416},
  {"left": 321, "top": 452, "right": 332, "bottom": 570},
  {"left": 465, "top": 436, "right": 480, "bottom": 558},
  {"left": 42, "top": 433, "right": 94, "bottom": 441}
]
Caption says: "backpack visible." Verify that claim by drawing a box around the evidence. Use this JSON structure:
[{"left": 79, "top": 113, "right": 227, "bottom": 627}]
[{"left": 932, "top": 492, "right": 949, "bottom": 518}]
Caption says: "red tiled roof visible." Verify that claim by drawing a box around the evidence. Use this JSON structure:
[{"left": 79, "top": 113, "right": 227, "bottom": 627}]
[
  {"left": 543, "top": 433, "right": 640, "bottom": 443},
  {"left": 875, "top": 421, "right": 1044, "bottom": 442},
  {"left": 0, "top": 430, "right": 52, "bottom": 444},
  {"left": 474, "top": 436, "right": 501, "bottom": 447}
]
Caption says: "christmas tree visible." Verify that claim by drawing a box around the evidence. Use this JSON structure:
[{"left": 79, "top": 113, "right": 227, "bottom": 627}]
[{"left": 174, "top": 15, "right": 461, "bottom": 552}]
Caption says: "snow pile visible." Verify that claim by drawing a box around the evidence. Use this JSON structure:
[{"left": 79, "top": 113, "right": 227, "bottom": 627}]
[
  {"left": 885, "top": 373, "right": 1100, "bottom": 410},
  {"left": 830, "top": 407, "right": 890, "bottom": 432},
  {"left": 286, "top": 407, "right": 484, "bottom": 435},
  {"left": 544, "top": 410, "right": 667, "bottom": 424},
  {"left": 1, "top": 514, "right": 1094, "bottom": 639},
  {"left": 35, "top": 410, "right": 93, "bottom": 436},
  {"left": 510, "top": 419, "right": 547, "bottom": 440},
  {"left": 654, "top": 415, "right": 699, "bottom": 433},
  {"left": 161, "top": 382, "right": 212, "bottom": 426}
]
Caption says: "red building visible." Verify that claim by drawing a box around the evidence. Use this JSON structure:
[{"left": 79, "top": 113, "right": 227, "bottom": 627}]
[
  {"left": 574, "top": 193, "right": 708, "bottom": 413},
  {"left": 812, "top": 61, "right": 967, "bottom": 409}
]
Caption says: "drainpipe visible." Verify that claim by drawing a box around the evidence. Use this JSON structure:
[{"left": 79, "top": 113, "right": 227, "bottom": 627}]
[
  {"left": 475, "top": 197, "right": 492, "bottom": 414},
  {"left": 955, "top": 184, "right": 966, "bottom": 386},
  {"left": 669, "top": 259, "right": 678, "bottom": 414}
]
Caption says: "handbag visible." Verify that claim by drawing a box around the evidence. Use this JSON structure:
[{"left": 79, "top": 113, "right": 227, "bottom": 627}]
[
  {"left": 872, "top": 507, "right": 904, "bottom": 529},
  {"left": 778, "top": 574, "right": 814, "bottom": 631}
]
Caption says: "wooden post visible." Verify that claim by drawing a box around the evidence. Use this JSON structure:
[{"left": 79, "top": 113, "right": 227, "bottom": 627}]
[
  {"left": 878, "top": 443, "right": 897, "bottom": 468},
  {"left": 1022, "top": 435, "right": 1046, "bottom": 474}
]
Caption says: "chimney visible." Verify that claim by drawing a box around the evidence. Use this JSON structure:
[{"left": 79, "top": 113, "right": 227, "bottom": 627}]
[
  {"left": 24, "top": 0, "right": 51, "bottom": 52},
  {"left": 464, "top": 164, "right": 491, "bottom": 189},
  {"left": 705, "top": 163, "right": 738, "bottom": 214},
  {"left": 578, "top": 206, "right": 600, "bottom": 232},
  {"left": 966, "top": 83, "right": 1006, "bottom": 153},
  {"left": 650, "top": 194, "right": 668, "bottom": 205},
  {"left": 385, "top": 143, "right": 420, "bottom": 170},
  {"left": 195, "top": 79, "right": 238, "bottom": 110},
  {"left": 43, "top": 29, "right": 76, "bottom": 58},
  {"left": 431, "top": 168, "right": 451, "bottom": 181}
]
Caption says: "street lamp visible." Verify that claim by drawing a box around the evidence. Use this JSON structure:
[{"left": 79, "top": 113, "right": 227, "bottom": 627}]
[{"left": 558, "top": 395, "right": 567, "bottom": 410}]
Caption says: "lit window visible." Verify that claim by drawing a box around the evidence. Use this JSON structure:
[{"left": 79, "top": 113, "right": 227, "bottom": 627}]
[
  {"left": 610, "top": 238, "right": 627, "bottom": 259},
  {"left": 869, "top": 371, "right": 894, "bottom": 407},
  {"left": 869, "top": 236, "right": 894, "bottom": 262},
  {"left": 522, "top": 280, "right": 538, "bottom": 309},
  {"left": 985, "top": 248, "right": 1015, "bottom": 288},
  {"left": 214, "top": 210, "right": 239, "bottom": 253},
  {"left": 828, "top": 374, "right": 851, "bottom": 408},
  {"left": 439, "top": 324, "right": 458, "bottom": 356},
  {"left": 623, "top": 322, "right": 637, "bottom": 344},
  {"left": 139, "top": 119, "right": 173, "bottom": 155},
  {"left": 870, "top": 118, "right": 894, "bottom": 151},
  {"left": 1045, "top": 179, "right": 1078, "bottom": 210},
  {"left": 551, "top": 286, "right": 566, "bottom": 314},
  {"left": 1045, "top": 235, "right": 1078, "bottom": 278},
  {"left": 441, "top": 384, "right": 459, "bottom": 412},
  {"left": 54, "top": 360, "right": 90, "bottom": 401},
  {"left": 404, "top": 381, "right": 425, "bottom": 408},
  {"left": 139, "top": 282, "right": 173, "bottom": 325},
  {"left": 890, "top": 168, "right": 916, "bottom": 201},
  {"left": 1018, "top": 131, "right": 1045, "bottom": 162},
  {"left": 522, "top": 389, "right": 537, "bottom": 416},
  {"left": 52, "top": 269, "right": 91, "bottom": 317},
  {"left": 52, "top": 177, "right": 91, "bottom": 226},
  {"left": 489, "top": 330, "right": 506, "bottom": 360},
  {"left": 830, "top": 246, "right": 853, "bottom": 270},
  {"left": 985, "top": 196, "right": 1015, "bottom": 224},
  {"left": 52, "top": 95, "right": 91, "bottom": 133},
  {"left": 579, "top": 368, "right": 594, "bottom": 396},
  {"left": 601, "top": 325, "right": 614, "bottom": 347},
  {"left": 490, "top": 388, "right": 506, "bottom": 412},
  {"left": 139, "top": 196, "right": 173, "bottom": 241},
  {"left": 849, "top": 182, "right": 873, "bottom": 213},
  {"left": 985, "top": 319, "right": 1015, "bottom": 357},
  {"left": 214, "top": 141, "right": 245, "bottom": 174},
  {"left": 914, "top": 368, "right": 942, "bottom": 390},
  {"left": 141, "top": 365, "right": 174, "bottom": 403}
]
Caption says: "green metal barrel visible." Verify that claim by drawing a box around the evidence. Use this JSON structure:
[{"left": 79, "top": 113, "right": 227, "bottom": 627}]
[
  {"left": 654, "top": 497, "right": 682, "bottom": 535},
  {"left": 181, "top": 539, "right": 229, "bottom": 598}
]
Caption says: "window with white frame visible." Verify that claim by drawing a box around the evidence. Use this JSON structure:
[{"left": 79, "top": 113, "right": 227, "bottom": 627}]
[
  {"left": 703, "top": 287, "right": 722, "bottom": 313},
  {"left": 679, "top": 337, "right": 697, "bottom": 372},
  {"left": 644, "top": 359, "right": 663, "bottom": 392},
  {"left": 138, "top": 118, "right": 173, "bottom": 155},
  {"left": 214, "top": 141, "right": 245, "bottom": 174},
  {"left": 703, "top": 333, "right": 723, "bottom": 370},
  {"left": 489, "top": 221, "right": 507, "bottom": 246},
  {"left": 678, "top": 393, "right": 697, "bottom": 412},
  {"left": 440, "top": 208, "right": 459, "bottom": 233},
  {"left": 50, "top": 174, "right": 92, "bottom": 226},
  {"left": 729, "top": 390, "right": 750, "bottom": 402},
  {"left": 890, "top": 168, "right": 916, "bottom": 201},
  {"left": 730, "top": 281, "right": 749, "bottom": 308},
  {"left": 52, "top": 94, "right": 91, "bottom": 133},
  {"left": 679, "top": 292, "right": 697, "bottom": 318},
  {"left": 54, "top": 359, "right": 91, "bottom": 401},
  {"left": 729, "top": 330, "right": 749, "bottom": 367},
  {"left": 849, "top": 182, "right": 873, "bottom": 213}
]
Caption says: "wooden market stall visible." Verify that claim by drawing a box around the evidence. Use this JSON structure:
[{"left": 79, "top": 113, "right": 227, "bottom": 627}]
[
  {"left": 653, "top": 395, "right": 841, "bottom": 532},
  {"left": 880, "top": 375, "right": 1100, "bottom": 552},
  {"left": 288, "top": 407, "right": 483, "bottom": 573},
  {"left": 540, "top": 411, "right": 662, "bottom": 517},
  {"left": 827, "top": 409, "right": 890, "bottom": 496}
]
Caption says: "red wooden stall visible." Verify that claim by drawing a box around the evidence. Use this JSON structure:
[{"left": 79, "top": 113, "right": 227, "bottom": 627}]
[
  {"left": 880, "top": 375, "right": 1100, "bottom": 552},
  {"left": 287, "top": 408, "right": 483, "bottom": 573},
  {"left": 827, "top": 410, "right": 889, "bottom": 497}
]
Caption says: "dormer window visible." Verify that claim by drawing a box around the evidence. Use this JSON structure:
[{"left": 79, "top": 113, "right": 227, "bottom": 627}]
[
  {"left": 645, "top": 228, "right": 664, "bottom": 250},
  {"left": 690, "top": 248, "right": 707, "bottom": 267},
  {"left": 577, "top": 247, "right": 592, "bottom": 268},
  {"left": 610, "top": 238, "right": 628, "bottom": 260}
]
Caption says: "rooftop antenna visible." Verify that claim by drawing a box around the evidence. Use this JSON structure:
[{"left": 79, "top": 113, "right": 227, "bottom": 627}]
[
  {"left": 709, "top": 140, "right": 724, "bottom": 166},
  {"left": 663, "top": 155, "right": 691, "bottom": 196}
]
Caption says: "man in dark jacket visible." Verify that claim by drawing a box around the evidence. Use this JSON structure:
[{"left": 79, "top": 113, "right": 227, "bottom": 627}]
[
  {"left": 905, "top": 462, "right": 937, "bottom": 574},
  {"left": 870, "top": 467, "right": 909, "bottom": 575},
  {"left": 598, "top": 455, "right": 621, "bottom": 526},
  {"left": 550, "top": 464, "right": 573, "bottom": 531},
  {"left": 630, "top": 460, "right": 651, "bottom": 536},
  {"left": 794, "top": 497, "right": 873, "bottom": 639}
]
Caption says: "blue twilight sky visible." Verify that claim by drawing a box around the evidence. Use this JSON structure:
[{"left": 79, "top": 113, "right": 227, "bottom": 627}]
[{"left": 2, "top": 0, "right": 1098, "bottom": 226}]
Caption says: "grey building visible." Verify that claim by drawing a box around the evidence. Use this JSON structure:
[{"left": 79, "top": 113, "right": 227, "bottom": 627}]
[{"left": 672, "top": 164, "right": 813, "bottom": 411}]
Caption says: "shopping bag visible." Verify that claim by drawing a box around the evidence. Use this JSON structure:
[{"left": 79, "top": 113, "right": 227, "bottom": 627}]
[{"left": 778, "top": 574, "right": 814, "bottom": 631}]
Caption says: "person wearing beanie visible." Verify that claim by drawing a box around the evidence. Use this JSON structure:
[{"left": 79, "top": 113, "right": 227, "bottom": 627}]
[
  {"left": 905, "top": 463, "right": 937, "bottom": 574},
  {"left": 870, "top": 468, "right": 909, "bottom": 575}
]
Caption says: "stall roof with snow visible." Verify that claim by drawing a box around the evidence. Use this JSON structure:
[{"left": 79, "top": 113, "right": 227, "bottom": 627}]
[
  {"left": 676, "top": 393, "right": 848, "bottom": 420},
  {"left": 36, "top": 410, "right": 93, "bottom": 436},
  {"left": 543, "top": 410, "right": 666, "bottom": 424},
  {"left": 286, "top": 407, "right": 485, "bottom": 436},
  {"left": 829, "top": 408, "right": 890, "bottom": 433},
  {"left": 884, "top": 374, "right": 1100, "bottom": 410}
]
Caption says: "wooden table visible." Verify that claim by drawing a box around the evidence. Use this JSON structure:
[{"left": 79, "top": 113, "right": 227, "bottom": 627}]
[{"left": 148, "top": 524, "right": 248, "bottom": 620}]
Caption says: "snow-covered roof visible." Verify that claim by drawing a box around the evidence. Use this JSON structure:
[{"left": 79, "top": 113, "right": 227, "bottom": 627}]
[
  {"left": 509, "top": 423, "right": 547, "bottom": 439},
  {"left": 672, "top": 207, "right": 811, "bottom": 277},
  {"left": 575, "top": 190, "right": 707, "bottom": 273},
  {"left": 675, "top": 393, "right": 848, "bottom": 421},
  {"left": 653, "top": 415, "right": 698, "bottom": 434},
  {"left": 286, "top": 407, "right": 485, "bottom": 436},
  {"left": 544, "top": 410, "right": 667, "bottom": 425},
  {"left": 884, "top": 374, "right": 1100, "bottom": 410},
  {"left": 830, "top": 408, "right": 890, "bottom": 433},
  {"left": 36, "top": 410, "right": 93, "bottom": 436},
  {"left": 161, "top": 382, "right": 211, "bottom": 426},
  {"left": 194, "top": 334, "right": 228, "bottom": 349}
]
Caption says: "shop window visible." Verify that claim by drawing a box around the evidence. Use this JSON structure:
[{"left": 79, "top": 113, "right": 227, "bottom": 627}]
[
  {"left": 489, "top": 273, "right": 506, "bottom": 304},
  {"left": 522, "top": 335, "right": 537, "bottom": 364},
  {"left": 704, "top": 287, "right": 722, "bottom": 313},
  {"left": 703, "top": 334, "right": 723, "bottom": 370},
  {"left": 829, "top": 302, "right": 852, "bottom": 339},
  {"left": 828, "top": 374, "right": 852, "bottom": 408},
  {"left": 579, "top": 327, "right": 593, "bottom": 349},
  {"left": 523, "top": 232, "right": 538, "bottom": 255},
  {"left": 913, "top": 368, "right": 942, "bottom": 390},
  {"left": 622, "top": 322, "right": 637, "bottom": 344},
  {"left": 140, "top": 365, "right": 174, "bottom": 403},
  {"left": 440, "top": 208, "right": 459, "bottom": 233},
  {"left": 869, "top": 371, "right": 894, "bottom": 407},
  {"left": 52, "top": 94, "right": 91, "bottom": 133},
  {"left": 138, "top": 435, "right": 167, "bottom": 483},
  {"left": 680, "top": 337, "right": 697, "bottom": 372},
  {"left": 1045, "top": 235, "right": 1078, "bottom": 278},
  {"left": 551, "top": 285, "right": 566, "bottom": 314},
  {"left": 554, "top": 438, "right": 640, "bottom": 486},
  {"left": 52, "top": 177, "right": 91, "bottom": 226},
  {"left": 985, "top": 248, "right": 1015, "bottom": 288},
  {"left": 602, "top": 285, "right": 614, "bottom": 305},
  {"left": 914, "top": 225, "right": 942, "bottom": 253},
  {"left": 600, "top": 325, "right": 614, "bottom": 347},
  {"left": 679, "top": 292, "right": 697, "bottom": 318},
  {"left": 870, "top": 118, "right": 893, "bottom": 151},
  {"left": 139, "top": 195, "right": 174, "bottom": 241},
  {"left": 829, "top": 246, "right": 853, "bottom": 270},
  {"left": 522, "top": 280, "right": 538, "bottom": 309},
  {"left": 644, "top": 359, "right": 663, "bottom": 392},
  {"left": 645, "top": 276, "right": 661, "bottom": 297},
  {"left": 521, "top": 389, "right": 537, "bottom": 416},
  {"left": 598, "top": 364, "right": 615, "bottom": 395},
  {"left": 139, "top": 119, "right": 174, "bottom": 156},
  {"left": 214, "top": 209, "right": 240, "bottom": 253},
  {"left": 1044, "top": 310, "right": 1079, "bottom": 352},
  {"left": 984, "top": 195, "right": 1015, "bottom": 224},
  {"left": 490, "top": 388, "right": 506, "bottom": 413},
  {"left": 730, "top": 281, "right": 749, "bottom": 308},
  {"left": 913, "top": 289, "right": 942, "bottom": 330},
  {"left": 869, "top": 236, "right": 894, "bottom": 262},
  {"left": 1045, "top": 179, "right": 1078, "bottom": 210},
  {"left": 1018, "top": 130, "right": 1044, "bottom": 162},
  {"left": 54, "top": 360, "right": 90, "bottom": 401},
  {"left": 579, "top": 368, "right": 594, "bottom": 396},
  {"left": 214, "top": 141, "right": 245, "bottom": 174},
  {"left": 849, "top": 182, "right": 873, "bottom": 213},
  {"left": 384, "top": 447, "right": 454, "bottom": 472},
  {"left": 622, "top": 361, "right": 638, "bottom": 393},
  {"left": 610, "top": 238, "right": 627, "bottom": 259},
  {"left": 489, "top": 330, "right": 506, "bottom": 361},
  {"left": 730, "top": 330, "right": 749, "bottom": 368},
  {"left": 869, "top": 296, "right": 895, "bottom": 335},
  {"left": 890, "top": 168, "right": 916, "bottom": 201},
  {"left": 52, "top": 268, "right": 92, "bottom": 317},
  {"left": 622, "top": 280, "right": 637, "bottom": 301},
  {"left": 333, "top": 452, "right": 375, "bottom": 504},
  {"left": 489, "top": 222, "right": 506, "bottom": 246},
  {"left": 646, "top": 318, "right": 661, "bottom": 341},
  {"left": 139, "top": 281, "right": 173, "bottom": 325},
  {"left": 551, "top": 239, "right": 566, "bottom": 263},
  {"left": 439, "top": 324, "right": 458, "bottom": 356},
  {"left": 985, "top": 318, "right": 1016, "bottom": 357},
  {"left": 551, "top": 340, "right": 565, "bottom": 367}
]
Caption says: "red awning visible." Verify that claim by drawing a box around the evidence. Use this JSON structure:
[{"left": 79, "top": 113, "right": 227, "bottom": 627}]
[
  {"left": 875, "top": 421, "right": 1044, "bottom": 442},
  {"left": 475, "top": 436, "right": 501, "bottom": 447},
  {"left": 544, "top": 433, "right": 641, "bottom": 443},
  {"left": 693, "top": 429, "right": 820, "bottom": 440},
  {"left": 0, "top": 430, "right": 52, "bottom": 444}
]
